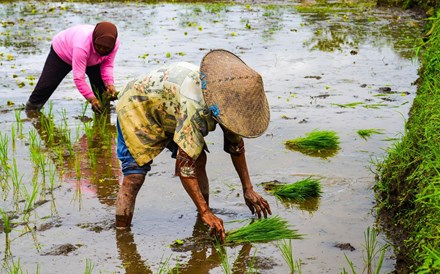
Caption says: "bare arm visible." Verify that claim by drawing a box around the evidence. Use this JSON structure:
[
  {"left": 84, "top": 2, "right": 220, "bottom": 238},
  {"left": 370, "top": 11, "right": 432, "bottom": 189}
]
[
  {"left": 177, "top": 149, "right": 226, "bottom": 242},
  {"left": 223, "top": 131, "right": 272, "bottom": 218}
]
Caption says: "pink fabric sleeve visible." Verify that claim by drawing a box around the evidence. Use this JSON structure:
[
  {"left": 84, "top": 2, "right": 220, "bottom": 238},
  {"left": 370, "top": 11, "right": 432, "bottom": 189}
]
[
  {"left": 100, "top": 40, "right": 120, "bottom": 86},
  {"left": 72, "top": 46, "right": 95, "bottom": 100}
]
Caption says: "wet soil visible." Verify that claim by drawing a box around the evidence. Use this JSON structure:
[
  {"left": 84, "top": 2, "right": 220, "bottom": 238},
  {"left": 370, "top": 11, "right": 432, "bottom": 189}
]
[{"left": 0, "top": 1, "right": 424, "bottom": 273}]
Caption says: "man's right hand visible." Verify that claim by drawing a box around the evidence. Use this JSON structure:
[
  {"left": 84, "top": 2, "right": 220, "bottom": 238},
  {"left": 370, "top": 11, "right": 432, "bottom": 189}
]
[
  {"left": 201, "top": 211, "right": 226, "bottom": 243},
  {"left": 88, "top": 97, "right": 102, "bottom": 113}
]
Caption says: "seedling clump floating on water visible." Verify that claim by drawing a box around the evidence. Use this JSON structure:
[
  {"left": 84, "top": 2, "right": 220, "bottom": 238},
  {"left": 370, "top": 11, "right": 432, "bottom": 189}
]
[
  {"left": 262, "top": 177, "right": 322, "bottom": 202},
  {"left": 285, "top": 130, "right": 340, "bottom": 151},
  {"left": 225, "top": 215, "right": 303, "bottom": 244},
  {"left": 357, "top": 128, "right": 384, "bottom": 140}
]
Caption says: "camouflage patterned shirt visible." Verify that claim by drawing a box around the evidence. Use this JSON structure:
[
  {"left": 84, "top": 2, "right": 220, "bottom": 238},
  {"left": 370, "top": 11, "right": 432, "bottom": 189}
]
[{"left": 116, "top": 62, "right": 217, "bottom": 166}]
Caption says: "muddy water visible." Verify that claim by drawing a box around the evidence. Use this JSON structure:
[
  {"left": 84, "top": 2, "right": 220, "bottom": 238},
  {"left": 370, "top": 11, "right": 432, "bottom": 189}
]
[{"left": 0, "top": 1, "right": 423, "bottom": 273}]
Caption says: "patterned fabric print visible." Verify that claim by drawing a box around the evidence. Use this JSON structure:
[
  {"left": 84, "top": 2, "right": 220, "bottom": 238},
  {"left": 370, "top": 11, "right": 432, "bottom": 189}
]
[
  {"left": 175, "top": 148, "right": 197, "bottom": 179},
  {"left": 116, "top": 62, "right": 216, "bottom": 166}
]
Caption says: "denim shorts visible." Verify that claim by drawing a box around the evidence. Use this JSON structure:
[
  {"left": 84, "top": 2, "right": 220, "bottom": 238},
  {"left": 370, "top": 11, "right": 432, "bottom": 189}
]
[{"left": 116, "top": 120, "right": 178, "bottom": 176}]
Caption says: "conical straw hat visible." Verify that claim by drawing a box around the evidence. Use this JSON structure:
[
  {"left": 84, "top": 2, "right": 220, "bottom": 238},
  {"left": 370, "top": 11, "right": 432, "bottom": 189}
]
[{"left": 200, "top": 49, "right": 270, "bottom": 138}]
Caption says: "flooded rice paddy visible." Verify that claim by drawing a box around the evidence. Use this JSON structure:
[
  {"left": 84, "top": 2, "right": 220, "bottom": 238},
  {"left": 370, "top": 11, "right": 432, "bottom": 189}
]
[{"left": 0, "top": 1, "right": 424, "bottom": 273}]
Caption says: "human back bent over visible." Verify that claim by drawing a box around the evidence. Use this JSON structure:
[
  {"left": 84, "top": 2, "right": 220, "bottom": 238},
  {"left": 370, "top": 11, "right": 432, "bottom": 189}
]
[{"left": 115, "top": 50, "right": 271, "bottom": 242}]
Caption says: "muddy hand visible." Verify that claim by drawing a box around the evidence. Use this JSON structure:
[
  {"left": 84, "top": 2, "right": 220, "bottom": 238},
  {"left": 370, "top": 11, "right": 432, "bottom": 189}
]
[
  {"left": 88, "top": 97, "right": 103, "bottom": 114},
  {"left": 201, "top": 212, "right": 225, "bottom": 243},
  {"left": 106, "top": 85, "right": 118, "bottom": 101},
  {"left": 244, "top": 189, "right": 272, "bottom": 219}
]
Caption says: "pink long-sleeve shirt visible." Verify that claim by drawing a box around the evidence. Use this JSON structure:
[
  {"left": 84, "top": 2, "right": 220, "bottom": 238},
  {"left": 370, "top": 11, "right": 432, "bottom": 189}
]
[{"left": 52, "top": 24, "right": 120, "bottom": 100}]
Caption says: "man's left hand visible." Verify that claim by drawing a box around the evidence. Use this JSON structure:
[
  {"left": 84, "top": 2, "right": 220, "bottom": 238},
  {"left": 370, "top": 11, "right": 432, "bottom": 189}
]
[{"left": 244, "top": 189, "right": 272, "bottom": 219}]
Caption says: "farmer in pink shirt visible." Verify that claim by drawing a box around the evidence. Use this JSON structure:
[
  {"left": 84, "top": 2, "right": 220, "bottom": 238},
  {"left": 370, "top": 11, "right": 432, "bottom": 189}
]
[{"left": 25, "top": 21, "right": 120, "bottom": 113}]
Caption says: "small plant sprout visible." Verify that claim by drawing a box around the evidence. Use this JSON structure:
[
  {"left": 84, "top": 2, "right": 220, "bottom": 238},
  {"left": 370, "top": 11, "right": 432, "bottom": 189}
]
[
  {"left": 278, "top": 239, "right": 302, "bottom": 274},
  {"left": 84, "top": 259, "right": 95, "bottom": 274},
  {"left": 22, "top": 180, "right": 40, "bottom": 220},
  {"left": 1, "top": 208, "right": 12, "bottom": 256},
  {"left": 363, "top": 227, "right": 388, "bottom": 274},
  {"left": 10, "top": 158, "right": 23, "bottom": 196},
  {"left": 14, "top": 108, "right": 23, "bottom": 137},
  {"left": 357, "top": 129, "right": 384, "bottom": 140},
  {"left": 214, "top": 241, "right": 232, "bottom": 274},
  {"left": 225, "top": 215, "right": 303, "bottom": 244},
  {"left": 342, "top": 226, "right": 388, "bottom": 274},
  {"left": 11, "top": 123, "right": 16, "bottom": 150},
  {"left": 0, "top": 132, "right": 9, "bottom": 173}
]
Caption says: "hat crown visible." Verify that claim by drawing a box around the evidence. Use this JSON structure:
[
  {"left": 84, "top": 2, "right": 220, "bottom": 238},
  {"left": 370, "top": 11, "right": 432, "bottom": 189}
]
[{"left": 200, "top": 49, "right": 270, "bottom": 138}]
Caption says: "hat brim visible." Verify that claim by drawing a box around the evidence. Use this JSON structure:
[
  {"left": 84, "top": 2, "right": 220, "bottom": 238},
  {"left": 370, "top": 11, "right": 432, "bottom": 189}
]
[{"left": 200, "top": 49, "right": 270, "bottom": 138}]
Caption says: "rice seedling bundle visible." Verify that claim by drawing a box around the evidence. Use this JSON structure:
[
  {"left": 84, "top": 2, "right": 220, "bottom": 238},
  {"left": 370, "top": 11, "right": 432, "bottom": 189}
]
[
  {"left": 270, "top": 177, "right": 322, "bottom": 202},
  {"left": 285, "top": 130, "right": 340, "bottom": 151},
  {"left": 357, "top": 128, "right": 384, "bottom": 140},
  {"left": 225, "top": 215, "right": 303, "bottom": 244}
]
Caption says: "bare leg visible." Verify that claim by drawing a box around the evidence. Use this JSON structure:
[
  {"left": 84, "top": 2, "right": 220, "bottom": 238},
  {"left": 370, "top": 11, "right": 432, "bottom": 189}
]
[{"left": 115, "top": 173, "right": 145, "bottom": 228}]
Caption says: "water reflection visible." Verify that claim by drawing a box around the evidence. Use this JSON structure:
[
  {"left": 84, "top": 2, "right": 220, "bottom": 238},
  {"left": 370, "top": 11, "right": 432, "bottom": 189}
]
[
  {"left": 25, "top": 109, "right": 121, "bottom": 207},
  {"left": 116, "top": 216, "right": 256, "bottom": 274}
]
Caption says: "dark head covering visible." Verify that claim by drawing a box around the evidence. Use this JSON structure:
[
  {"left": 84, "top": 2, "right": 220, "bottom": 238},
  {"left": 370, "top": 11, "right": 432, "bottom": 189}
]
[{"left": 93, "top": 21, "right": 118, "bottom": 52}]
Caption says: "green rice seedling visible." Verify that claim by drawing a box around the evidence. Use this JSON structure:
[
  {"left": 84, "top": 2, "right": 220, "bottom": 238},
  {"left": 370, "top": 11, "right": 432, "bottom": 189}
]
[
  {"left": 157, "top": 254, "right": 172, "bottom": 274},
  {"left": 331, "top": 102, "right": 364, "bottom": 108},
  {"left": 285, "top": 130, "right": 340, "bottom": 151},
  {"left": 83, "top": 121, "right": 94, "bottom": 145},
  {"left": 11, "top": 123, "right": 16, "bottom": 150},
  {"left": 246, "top": 248, "right": 258, "bottom": 274},
  {"left": 225, "top": 215, "right": 303, "bottom": 244},
  {"left": 0, "top": 208, "right": 12, "bottom": 256},
  {"left": 363, "top": 226, "right": 387, "bottom": 274},
  {"left": 40, "top": 110, "right": 55, "bottom": 145},
  {"left": 278, "top": 239, "right": 302, "bottom": 274},
  {"left": 263, "top": 177, "right": 322, "bottom": 202},
  {"left": 4, "top": 257, "right": 24, "bottom": 273},
  {"left": 14, "top": 108, "right": 23, "bottom": 137},
  {"left": 47, "top": 162, "right": 57, "bottom": 191},
  {"left": 74, "top": 154, "right": 81, "bottom": 180},
  {"left": 0, "top": 132, "right": 9, "bottom": 172},
  {"left": 362, "top": 103, "right": 388, "bottom": 109},
  {"left": 10, "top": 158, "right": 23, "bottom": 196},
  {"left": 37, "top": 152, "right": 47, "bottom": 179},
  {"left": 341, "top": 226, "right": 388, "bottom": 274},
  {"left": 84, "top": 259, "right": 95, "bottom": 274},
  {"left": 357, "top": 129, "right": 384, "bottom": 140},
  {"left": 22, "top": 181, "right": 40, "bottom": 221},
  {"left": 73, "top": 180, "right": 83, "bottom": 210},
  {"left": 214, "top": 241, "right": 232, "bottom": 274}
]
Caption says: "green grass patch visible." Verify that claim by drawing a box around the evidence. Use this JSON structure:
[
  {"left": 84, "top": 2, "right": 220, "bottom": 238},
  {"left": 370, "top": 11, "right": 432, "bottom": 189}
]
[
  {"left": 357, "top": 128, "right": 384, "bottom": 140},
  {"left": 262, "top": 177, "right": 322, "bottom": 202},
  {"left": 225, "top": 216, "right": 303, "bottom": 244},
  {"left": 374, "top": 11, "right": 440, "bottom": 273}
]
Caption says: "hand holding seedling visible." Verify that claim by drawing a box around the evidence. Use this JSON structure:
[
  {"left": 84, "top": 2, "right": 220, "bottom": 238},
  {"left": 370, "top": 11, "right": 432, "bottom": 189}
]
[
  {"left": 106, "top": 84, "right": 118, "bottom": 101},
  {"left": 201, "top": 210, "right": 226, "bottom": 243},
  {"left": 88, "top": 97, "right": 102, "bottom": 113}
]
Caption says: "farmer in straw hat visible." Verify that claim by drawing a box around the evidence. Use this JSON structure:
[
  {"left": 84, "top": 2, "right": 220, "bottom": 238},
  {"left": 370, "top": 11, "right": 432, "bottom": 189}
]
[
  {"left": 115, "top": 49, "right": 271, "bottom": 242},
  {"left": 25, "top": 21, "right": 119, "bottom": 114}
]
